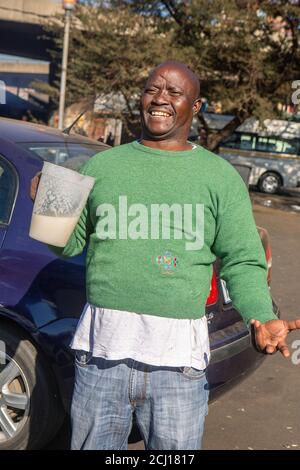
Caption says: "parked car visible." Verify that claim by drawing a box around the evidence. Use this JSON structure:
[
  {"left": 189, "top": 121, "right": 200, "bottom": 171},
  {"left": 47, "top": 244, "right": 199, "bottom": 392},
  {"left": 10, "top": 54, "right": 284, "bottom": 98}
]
[
  {"left": 0, "top": 117, "right": 279, "bottom": 449},
  {"left": 218, "top": 118, "right": 300, "bottom": 194}
]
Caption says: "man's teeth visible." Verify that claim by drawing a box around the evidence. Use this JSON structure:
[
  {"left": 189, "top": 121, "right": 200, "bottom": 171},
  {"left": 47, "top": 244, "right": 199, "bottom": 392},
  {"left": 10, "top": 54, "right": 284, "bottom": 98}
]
[{"left": 150, "top": 111, "right": 171, "bottom": 117}]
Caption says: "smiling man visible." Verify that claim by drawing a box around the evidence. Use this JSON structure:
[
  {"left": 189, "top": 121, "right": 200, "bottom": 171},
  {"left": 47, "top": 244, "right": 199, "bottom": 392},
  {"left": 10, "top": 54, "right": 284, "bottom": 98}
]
[
  {"left": 31, "top": 60, "right": 300, "bottom": 450},
  {"left": 140, "top": 62, "right": 200, "bottom": 150}
]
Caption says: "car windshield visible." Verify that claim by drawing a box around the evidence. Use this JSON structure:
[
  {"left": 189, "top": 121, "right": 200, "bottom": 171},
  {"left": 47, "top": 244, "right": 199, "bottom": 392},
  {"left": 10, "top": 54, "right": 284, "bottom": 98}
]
[{"left": 21, "top": 142, "right": 106, "bottom": 171}]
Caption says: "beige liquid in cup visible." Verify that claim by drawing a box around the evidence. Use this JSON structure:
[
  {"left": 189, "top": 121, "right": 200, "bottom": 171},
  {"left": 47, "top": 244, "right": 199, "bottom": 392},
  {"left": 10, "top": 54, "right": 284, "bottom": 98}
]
[{"left": 29, "top": 214, "right": 78, "bottom": 247}]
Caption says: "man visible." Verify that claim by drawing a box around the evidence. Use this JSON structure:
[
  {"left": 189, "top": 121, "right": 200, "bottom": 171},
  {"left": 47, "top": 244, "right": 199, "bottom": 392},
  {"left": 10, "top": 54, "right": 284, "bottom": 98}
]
[{"left": 31, "top": 60, "right": 300, "bottom": 450}]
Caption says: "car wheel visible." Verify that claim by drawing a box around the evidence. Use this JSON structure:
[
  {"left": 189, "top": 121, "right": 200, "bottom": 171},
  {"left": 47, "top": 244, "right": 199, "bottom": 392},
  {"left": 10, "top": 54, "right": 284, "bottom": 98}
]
[
  {"left": 258, "top": 172, "right": 281, "bottom": 194},
  {"left": 0, "top": 323, "right": 64, "bottom": 450}
]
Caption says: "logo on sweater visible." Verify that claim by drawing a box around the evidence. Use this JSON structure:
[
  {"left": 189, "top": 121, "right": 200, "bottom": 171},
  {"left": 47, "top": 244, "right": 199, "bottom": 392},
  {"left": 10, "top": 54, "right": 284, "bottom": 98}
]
[{"left": 156, "top": 251, "right": 178, "bottom": 274}]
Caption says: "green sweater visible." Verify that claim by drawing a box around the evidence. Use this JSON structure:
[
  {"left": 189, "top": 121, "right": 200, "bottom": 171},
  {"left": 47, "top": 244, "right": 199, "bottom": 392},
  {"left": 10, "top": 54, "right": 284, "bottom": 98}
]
[{"left": 50, "top": 141, "right": 277, "bottom": 324}]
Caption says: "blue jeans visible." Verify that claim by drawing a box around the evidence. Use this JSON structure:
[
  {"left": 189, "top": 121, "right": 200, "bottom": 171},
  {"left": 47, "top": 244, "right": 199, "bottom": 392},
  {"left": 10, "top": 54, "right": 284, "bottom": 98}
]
[{"left": 71, "top": 351, "right": 209, "bottom": 450}]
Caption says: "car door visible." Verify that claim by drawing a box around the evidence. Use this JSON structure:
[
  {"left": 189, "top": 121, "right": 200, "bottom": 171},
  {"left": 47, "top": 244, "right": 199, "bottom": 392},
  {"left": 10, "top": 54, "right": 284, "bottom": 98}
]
[{"left": 0, "top": 155, "right": 18, "bottom": 249}]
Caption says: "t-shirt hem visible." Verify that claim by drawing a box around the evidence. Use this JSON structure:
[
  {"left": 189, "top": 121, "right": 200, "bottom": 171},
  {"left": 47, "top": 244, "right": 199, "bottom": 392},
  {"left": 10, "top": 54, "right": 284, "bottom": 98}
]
[
  {"left": 85, "top": 298, "right": 207, "bottom": 320},
  {"left": 70, "top": 343, "right": 210, "bottom": 369}
]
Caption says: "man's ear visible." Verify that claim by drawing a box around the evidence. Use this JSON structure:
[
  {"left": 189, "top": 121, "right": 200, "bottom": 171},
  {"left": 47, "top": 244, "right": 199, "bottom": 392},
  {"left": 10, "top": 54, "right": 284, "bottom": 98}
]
[{"left": 193, "top": 98, "right": 202, "bottom": 115}]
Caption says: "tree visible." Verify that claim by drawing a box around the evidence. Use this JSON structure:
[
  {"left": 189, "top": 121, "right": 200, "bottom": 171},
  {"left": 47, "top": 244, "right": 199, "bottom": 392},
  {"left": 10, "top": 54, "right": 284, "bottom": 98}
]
[
  {"left": 39, "top": 0, "right": 300, "bottom": 147},
  {"left": 120, "top": 0, "right": 300, "bottom": 148},
  {"left": 39, "top": 1, "right": 181, "bottom": 135}
]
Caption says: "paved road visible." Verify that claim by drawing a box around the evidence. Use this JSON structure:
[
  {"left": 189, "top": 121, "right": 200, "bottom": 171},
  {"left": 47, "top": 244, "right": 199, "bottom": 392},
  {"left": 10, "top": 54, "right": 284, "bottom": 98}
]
[
  {"left": 129, "top": 201, "right": 300, "bottom": 450},
  {"left": 251, "top": 187, "right": 300, "bottom": 214},
  {"left": 202, "top": 203, "right": 300, "bottom": 450}
]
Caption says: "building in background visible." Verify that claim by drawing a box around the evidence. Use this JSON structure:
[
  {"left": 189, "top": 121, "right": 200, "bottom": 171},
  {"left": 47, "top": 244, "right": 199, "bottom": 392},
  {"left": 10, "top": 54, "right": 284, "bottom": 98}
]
[
  {"left": 0, "top": 54, "right": 49, "bottom": 120},
  {"left": 0, "top": 0, "right": 62, "bottom": 121}
]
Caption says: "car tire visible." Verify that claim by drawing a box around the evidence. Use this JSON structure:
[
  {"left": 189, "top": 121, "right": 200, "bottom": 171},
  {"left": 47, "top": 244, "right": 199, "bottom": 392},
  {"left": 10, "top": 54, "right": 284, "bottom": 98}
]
[
  {"left": 0, "top": 323, "right": 65, "bottom": 450},
  {"left": 258, "top": 172, "right": 281, "bottom": 194}
]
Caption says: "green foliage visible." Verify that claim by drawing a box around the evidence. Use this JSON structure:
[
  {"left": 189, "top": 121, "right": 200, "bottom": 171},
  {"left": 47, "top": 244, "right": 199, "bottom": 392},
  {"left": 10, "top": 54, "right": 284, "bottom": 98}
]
[
  {"left": 126, "top": 1, "right": 300, "bottom": 119},
  {"left": 40, "top": 1, "right": 180, "bottom": 130},
  {"left": 40, "top": 0, "right": 300, "bottom": 144}
]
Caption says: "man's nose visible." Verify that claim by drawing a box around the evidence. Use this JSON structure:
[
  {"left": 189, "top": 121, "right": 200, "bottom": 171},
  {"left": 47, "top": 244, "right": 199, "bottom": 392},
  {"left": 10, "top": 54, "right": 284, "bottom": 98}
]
[{"left": 152, "top": 89, "right": 169, "bottom": 105}]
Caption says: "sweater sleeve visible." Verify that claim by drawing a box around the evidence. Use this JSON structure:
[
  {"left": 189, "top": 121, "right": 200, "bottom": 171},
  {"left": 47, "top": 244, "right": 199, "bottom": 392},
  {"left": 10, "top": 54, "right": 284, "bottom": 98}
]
[
  {"left": 211, "top": 174, "right": 277, "bottom": 326},
  {"left": 47, "top": 162, "right": 94, "bottom": 258}
]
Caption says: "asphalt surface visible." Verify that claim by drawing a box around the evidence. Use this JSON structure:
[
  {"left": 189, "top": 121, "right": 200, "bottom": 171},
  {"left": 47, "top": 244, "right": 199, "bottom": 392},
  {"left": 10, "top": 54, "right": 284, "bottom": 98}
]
[
  {"left": 128, "top": 191, "right": 300, "bottom": 451},
  {"left": 202, "top": 198, "right": 300, "bottom": 450},
  {"left": 250, "top": 187, "right": 300, "bottom": 214},
  {"left": 47, "top": 190, "right": 300, "bottom": 450}
]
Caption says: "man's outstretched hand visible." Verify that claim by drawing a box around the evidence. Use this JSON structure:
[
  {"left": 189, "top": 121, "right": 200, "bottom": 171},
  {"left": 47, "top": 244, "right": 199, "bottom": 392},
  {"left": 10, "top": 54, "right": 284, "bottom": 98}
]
[
  {"left": 251, "top": 319, "right": 300, "bottom": 358},
  {"left": 30, "top": 171, "right": 41, "bottom": 201}
]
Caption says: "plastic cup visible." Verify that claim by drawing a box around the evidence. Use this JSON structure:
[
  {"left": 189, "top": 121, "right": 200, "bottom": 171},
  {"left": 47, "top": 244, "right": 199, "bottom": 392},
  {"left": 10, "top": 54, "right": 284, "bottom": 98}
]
[{"left": 29, "top": 162, "right": 95, "bottom": 247}]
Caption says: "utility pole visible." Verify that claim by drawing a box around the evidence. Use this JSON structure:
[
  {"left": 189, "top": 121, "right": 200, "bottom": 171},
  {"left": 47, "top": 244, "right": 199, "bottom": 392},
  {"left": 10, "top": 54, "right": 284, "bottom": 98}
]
[{"left": 58, "top": 0, "right": 77, "bottom": 130}]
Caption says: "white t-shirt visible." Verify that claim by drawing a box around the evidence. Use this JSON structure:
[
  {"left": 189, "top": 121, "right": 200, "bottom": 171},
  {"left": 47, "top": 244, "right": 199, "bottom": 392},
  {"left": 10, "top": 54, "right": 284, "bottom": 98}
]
[{"left": 71, "top": 304, "right": 211, "bottom": 370}]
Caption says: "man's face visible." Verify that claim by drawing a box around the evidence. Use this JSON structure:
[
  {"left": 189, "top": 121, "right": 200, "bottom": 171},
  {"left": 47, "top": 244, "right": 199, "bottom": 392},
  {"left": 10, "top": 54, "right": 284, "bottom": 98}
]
[{"left": 140, "top": 65, "right": 200, "bottom": 141}]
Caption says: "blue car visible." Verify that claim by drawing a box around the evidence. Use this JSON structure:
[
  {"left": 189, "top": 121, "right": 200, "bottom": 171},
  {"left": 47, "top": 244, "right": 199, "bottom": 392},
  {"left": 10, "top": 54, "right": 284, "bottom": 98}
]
[{"left": 0, "top": 118, "right": 279, "bottom": 449}]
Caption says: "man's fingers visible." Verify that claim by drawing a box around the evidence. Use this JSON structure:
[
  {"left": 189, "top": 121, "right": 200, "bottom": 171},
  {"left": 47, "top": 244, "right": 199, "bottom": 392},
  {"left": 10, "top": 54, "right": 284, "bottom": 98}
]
[
  {"left": 256, "top": 329, "right": 265, "bottom": 350},
  {"left": 251, "top": 322, "right": 267, "bottom": 353},
  {"left": 277, "top": 340, "right": 290, "bottom": 358},
  {"left": 286, "top": 319, "right": 300, "bottom": 332},
  {"left": 251, "top": 318, "right": 295, "bottom": 357},
  {"left": 250, "top": 319, "right": 261, "bottom": 330},
  {"left": 30, "top": 172, "right": 42, "bottom": 201}
]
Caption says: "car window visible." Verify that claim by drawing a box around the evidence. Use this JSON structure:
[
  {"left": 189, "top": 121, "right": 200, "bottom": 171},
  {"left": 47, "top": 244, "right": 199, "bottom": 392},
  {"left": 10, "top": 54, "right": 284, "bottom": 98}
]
[
  {"left": 220, "top": 132, "right": 241, "bottom": 148},
  {"left": 256, "top": 137, "right": 276, "bottom": 152},
  {"left": 240, "top": 134, "right": 256, "bottom": 150},
  {"left": 222, "top": 133, "right": 299, "bottom": 156},
  {"left": 20, "top": 143, "right": 107, "bottom": 171},
  {"left": 280, "top": 139, "right": 299, "bottom": 155},
  {"left": 256, "top": 136, "right": 299, "bottom": 155},
  {"left": 221, "top": 133, "right": 256, "bottom": 150},
  {"left": 0, "top": 156, "right": 18, "bottom": 225}
]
